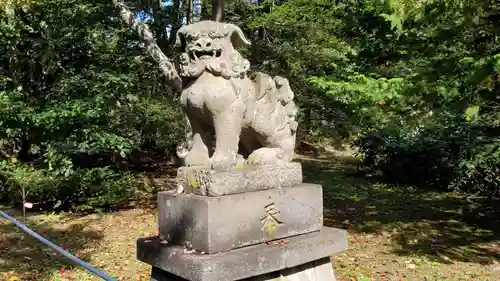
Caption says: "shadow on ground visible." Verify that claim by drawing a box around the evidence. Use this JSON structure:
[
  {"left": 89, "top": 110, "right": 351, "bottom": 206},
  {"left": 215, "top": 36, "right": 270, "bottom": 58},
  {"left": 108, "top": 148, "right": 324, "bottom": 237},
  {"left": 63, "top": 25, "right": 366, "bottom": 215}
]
[
  {"left": 298, "top": 155, "right": 500, "bottom": 265},
  {"left": 0, "top": 211, "right": 104, "bottom": 279}
]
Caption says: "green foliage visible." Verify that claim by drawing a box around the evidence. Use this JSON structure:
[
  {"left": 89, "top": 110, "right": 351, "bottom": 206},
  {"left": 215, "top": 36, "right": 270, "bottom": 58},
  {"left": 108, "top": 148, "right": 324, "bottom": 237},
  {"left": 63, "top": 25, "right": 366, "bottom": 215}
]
[
  {"left": 242, "top": 0, "right": 358, "bottom": 142},
  {"left": 246, "top": 0, "right": 500, "bottom": 197},
  {"left": 335, "top": 0, "right": 499, "bottom": 197},
  {"left": 0, "top": 0, "right": 182, "bottom": 211}
]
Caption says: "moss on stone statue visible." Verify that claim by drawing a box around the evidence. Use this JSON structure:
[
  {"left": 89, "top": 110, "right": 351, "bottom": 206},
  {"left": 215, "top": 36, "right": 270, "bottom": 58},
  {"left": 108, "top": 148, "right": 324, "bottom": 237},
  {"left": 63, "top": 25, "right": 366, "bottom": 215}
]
[
  {"left": 186, "top": 169, "right": 200, "bottom": 192},
  {"left": 235, "top": 162, "right": 246, "bottom": 169}
]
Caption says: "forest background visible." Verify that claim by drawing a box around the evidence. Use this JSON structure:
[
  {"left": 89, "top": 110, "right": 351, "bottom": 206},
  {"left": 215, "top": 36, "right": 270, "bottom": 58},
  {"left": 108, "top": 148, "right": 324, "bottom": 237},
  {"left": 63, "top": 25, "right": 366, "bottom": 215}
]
[{"left": 0, "top": 0, "right": 499, "bottom": 212}]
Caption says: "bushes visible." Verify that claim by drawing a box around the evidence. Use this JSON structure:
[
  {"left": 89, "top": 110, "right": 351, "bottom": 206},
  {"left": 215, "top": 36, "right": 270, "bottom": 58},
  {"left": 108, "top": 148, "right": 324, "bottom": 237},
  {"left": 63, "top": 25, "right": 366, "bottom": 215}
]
[
  {"left": 356, "top": 121, "right": 464, "bottom": 187},
  {"left": 70, "top": 167, "right": 137, "bottom": 212},
  {"left": 453, "top": 134, "right": 500, "bottom": 198},
  {"left": 0, "top": 159, "right": 138, "bottom": 212},
  {"left": 356, "top": 116, "right": 500, "bottom": 198}
]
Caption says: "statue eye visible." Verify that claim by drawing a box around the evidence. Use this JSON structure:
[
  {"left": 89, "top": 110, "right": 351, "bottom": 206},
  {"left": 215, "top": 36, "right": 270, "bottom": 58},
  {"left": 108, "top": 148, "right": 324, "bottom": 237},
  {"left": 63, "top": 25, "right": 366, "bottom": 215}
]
[
  {"left": 208, "top": 31, "right": 227, "bottom": 38},
  {"left": 186, "top": 33, "right": 198, "bottom": 41},
  {"left": 208, "top": 32, "right": 219, "bottom": 38}
]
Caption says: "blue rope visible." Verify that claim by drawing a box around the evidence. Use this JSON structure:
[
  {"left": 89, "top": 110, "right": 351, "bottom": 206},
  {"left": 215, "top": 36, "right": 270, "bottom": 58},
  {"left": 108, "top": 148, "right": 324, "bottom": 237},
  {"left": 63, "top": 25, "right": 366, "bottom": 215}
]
[{"left": 0, "top": 210, "right": 116, "bottom": 281}]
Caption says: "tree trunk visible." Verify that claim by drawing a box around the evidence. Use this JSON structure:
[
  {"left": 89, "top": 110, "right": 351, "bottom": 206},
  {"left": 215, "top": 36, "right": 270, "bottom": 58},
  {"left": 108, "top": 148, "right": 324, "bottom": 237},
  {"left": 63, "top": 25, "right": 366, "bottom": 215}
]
[
  {"left": 111, "top": 0, "right": 182, "bottom": 93},
  {"left": 17, "top": 138, "right": 31, "bottom": 161},
  {"left": 151, "top": 0, "right": 169, "bottom": 50},
  {"left": 186, "top": 0, "right": 193, "bottom": 24},
  {"left": 211, "top": 0, "right": 224, "bottom": 22},
  {"left": 168, "top": 0, "right": 183, "bottom": 48},
  {"left": 251, "top": 26, "right": 264, "bottom": 66}
]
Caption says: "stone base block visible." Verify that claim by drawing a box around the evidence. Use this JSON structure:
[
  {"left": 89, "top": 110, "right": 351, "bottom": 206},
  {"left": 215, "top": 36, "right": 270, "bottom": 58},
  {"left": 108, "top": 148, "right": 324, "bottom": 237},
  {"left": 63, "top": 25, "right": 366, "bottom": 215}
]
[
  {"left": 158, "top": 184, "right": 323, "bottom": 254},
  {"left": 138, "top": 227, "right": 347, "bottom": 281},
  {"left": 150, "top": 257, "right": 336, "bottom": 281},
  {"left": 176, "top": 162, "right": 302, "bottom": 196}
]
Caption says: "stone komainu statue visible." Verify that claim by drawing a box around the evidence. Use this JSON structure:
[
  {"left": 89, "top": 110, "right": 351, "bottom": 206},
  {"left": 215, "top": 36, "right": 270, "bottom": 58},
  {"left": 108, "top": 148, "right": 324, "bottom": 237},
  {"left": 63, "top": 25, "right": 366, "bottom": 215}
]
[{"left": 175, "top": 21, "right": 298, "bottom": 169}]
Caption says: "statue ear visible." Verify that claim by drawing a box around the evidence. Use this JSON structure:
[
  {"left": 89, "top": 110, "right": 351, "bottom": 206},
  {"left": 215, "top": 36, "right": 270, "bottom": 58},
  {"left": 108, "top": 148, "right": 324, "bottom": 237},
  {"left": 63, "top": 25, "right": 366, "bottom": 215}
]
[
  {"left": 255, "top": 72, "right": 274, "bottom": 100},
  {"left": 273, "top": 76, "right": 289, "bottom": 87},
  {"left": 174, "top": 28, "right": 187, "bottom": 51},
  {"left": 228, "top": 24, "right": 251, "bottom": 48}
]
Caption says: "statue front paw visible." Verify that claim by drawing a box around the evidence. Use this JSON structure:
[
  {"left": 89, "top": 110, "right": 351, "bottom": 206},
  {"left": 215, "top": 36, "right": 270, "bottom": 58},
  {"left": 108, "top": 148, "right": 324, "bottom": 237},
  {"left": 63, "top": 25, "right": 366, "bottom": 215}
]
[
  {"left": 211, "top": 151, "right": 237, "bottom": 170},
  {"left": 185, "top": 151, "right": 211, "bottom": 167},
  {"left": 246, "top": 148, "right": 284, "bottom": 166}
]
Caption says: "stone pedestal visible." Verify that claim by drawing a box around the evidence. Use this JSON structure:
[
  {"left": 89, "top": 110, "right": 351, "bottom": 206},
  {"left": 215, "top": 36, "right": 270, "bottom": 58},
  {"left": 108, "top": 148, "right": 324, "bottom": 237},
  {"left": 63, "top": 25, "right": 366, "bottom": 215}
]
[
  {"left": 139, "top": 228, "right": 346, "bottom": 281},
  {"left": 158, "top": 184, "right": 323, "bottom": 254},
  {"left": 149, "top": 258, "right": 336, "bottom": 281},
  {"left": 149, "top": 258, "right": 335, "bottom": 281},
  {"left": 137, "top": 163, "right": 348, "bottom": 281},
  {"left": 176, "top": 163, "right": 303, "bottom": 196}
]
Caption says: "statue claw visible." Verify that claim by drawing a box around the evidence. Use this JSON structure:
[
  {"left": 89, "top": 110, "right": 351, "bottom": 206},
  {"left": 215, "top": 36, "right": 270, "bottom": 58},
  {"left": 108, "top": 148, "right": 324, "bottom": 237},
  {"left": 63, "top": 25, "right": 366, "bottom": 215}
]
[{"left": 211, "top": 151, "right": 237, "bottom": 170}]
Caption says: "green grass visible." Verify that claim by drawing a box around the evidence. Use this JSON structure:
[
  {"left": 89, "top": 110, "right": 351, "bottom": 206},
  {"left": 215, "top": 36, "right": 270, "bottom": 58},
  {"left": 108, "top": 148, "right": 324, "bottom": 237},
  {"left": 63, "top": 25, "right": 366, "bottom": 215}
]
[{"left": 1, "top": 154, "right": 499, "bottom": 281}]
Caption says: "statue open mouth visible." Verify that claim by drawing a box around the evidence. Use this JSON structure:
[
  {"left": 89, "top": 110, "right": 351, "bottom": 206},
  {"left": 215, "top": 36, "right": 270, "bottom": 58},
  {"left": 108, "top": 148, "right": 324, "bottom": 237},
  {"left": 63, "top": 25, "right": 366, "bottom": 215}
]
[{"left": 189, "top": 50, "right": 222, "bottom": 61}]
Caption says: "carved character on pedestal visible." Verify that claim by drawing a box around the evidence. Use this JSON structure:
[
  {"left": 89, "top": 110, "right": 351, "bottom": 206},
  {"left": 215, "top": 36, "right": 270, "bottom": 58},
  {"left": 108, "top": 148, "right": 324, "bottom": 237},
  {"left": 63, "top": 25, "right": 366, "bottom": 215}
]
[{"left": 174, "top": 21, "right": 299, "bottom": 169}]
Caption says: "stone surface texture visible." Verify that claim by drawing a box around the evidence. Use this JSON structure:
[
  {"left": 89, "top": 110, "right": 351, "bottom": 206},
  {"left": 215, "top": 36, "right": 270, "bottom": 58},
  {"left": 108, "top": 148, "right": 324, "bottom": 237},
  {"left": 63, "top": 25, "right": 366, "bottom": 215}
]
[
  {"left": 176, "top": 162, "right": 302, "bottom": 196},
  {"left": 158, "top": 183, "right": 323, "bottom": 254},
  {"left": 138, "top": 227, "right": 347, "bottom": 281},
  {"left": 174, "top": 20, "right": 299, "bottom": 171},
  {"left": 150, "top": 258, "right": 335, "bottom": 281}
]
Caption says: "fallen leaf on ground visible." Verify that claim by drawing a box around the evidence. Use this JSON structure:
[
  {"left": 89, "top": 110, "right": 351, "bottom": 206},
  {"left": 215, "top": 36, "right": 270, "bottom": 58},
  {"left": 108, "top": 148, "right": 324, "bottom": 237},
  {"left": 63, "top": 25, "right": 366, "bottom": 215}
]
[
  {"left": 265, "top": 239, "right": 289, "bottom": 246},
  {"left": 406, "top": 264, "right": 416, "bottom": 269}
]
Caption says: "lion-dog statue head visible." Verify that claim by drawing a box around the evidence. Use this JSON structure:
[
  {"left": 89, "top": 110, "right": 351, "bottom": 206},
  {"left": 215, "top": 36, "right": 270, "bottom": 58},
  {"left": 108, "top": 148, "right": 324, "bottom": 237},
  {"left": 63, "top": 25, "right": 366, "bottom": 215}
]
[{"left": 175, "top": 21, "right": 251, "bottom": 79}]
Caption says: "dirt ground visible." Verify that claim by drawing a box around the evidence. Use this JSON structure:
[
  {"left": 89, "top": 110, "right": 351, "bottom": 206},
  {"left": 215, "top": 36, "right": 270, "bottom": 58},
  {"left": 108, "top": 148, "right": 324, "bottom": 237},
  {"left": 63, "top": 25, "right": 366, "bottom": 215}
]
[{"left": 1, "top": 154, "right": 500, "bottom": 281}]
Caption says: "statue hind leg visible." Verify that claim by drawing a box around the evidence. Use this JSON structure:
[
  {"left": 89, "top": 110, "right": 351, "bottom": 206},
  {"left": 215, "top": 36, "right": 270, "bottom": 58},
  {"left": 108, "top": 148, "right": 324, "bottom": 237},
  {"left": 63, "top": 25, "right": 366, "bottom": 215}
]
[{"left": 246, "top": 127, "right": 296, "bottom": 165}]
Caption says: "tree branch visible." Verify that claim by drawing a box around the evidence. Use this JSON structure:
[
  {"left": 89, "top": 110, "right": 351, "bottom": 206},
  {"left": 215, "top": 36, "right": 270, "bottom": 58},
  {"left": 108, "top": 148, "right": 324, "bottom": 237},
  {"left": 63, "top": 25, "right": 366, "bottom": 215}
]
[{"left": 111, "top": 0, "right": 182, "bottom": 93}]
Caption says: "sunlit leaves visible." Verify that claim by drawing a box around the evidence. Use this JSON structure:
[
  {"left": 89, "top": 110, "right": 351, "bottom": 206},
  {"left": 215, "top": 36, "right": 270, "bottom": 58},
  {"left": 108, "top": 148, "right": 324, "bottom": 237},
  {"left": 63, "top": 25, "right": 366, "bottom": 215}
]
[
  {"left": 464, "top": 105, "right": 480, "bottom": 122},
  {"left": 493, "top": 53, "right": 500, "bottom": 74},
  {"left": 380, "top": 13, "right": 402, "bottom": 31}
]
